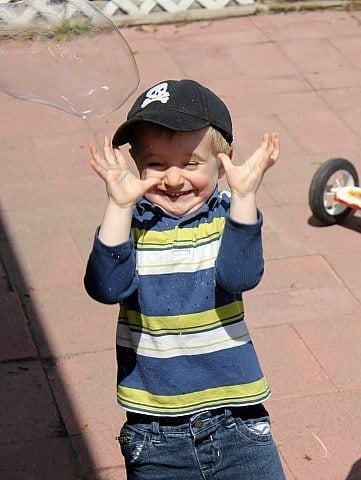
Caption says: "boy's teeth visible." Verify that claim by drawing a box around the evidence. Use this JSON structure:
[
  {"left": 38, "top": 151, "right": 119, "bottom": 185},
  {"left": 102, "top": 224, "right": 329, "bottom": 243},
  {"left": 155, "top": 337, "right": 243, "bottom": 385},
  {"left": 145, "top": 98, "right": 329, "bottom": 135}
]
[{"left": 167, "top": 192, "right": 185, "bottom": 197}]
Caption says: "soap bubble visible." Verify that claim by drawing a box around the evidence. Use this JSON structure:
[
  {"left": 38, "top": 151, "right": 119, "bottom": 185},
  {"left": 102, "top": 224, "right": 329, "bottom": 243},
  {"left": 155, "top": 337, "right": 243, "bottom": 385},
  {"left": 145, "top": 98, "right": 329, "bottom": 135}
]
[{"left": 0, "top": 0, "right": 139, "bottom": 118}]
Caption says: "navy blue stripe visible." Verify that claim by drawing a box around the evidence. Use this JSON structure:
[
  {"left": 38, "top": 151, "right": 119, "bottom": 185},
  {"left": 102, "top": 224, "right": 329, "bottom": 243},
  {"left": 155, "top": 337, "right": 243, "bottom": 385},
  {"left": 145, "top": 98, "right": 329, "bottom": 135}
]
[
  {"left": 117, "top": 343, "right": 263, "bottom": 396},
  {"left": 126, "top": 269, "right": 240, "bottom": 316}
]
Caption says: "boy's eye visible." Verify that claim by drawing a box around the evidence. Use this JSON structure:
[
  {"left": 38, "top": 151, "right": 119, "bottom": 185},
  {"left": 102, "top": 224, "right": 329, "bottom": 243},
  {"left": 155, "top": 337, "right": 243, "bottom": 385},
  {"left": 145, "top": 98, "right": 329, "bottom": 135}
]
[
  {"left": 186, "top": 162, "right": 199, "bottom": 169},
  {"left": 145, "top": 161, "right": 165, "bottom": 169},
  {"left": 143, "top": 160, "right": 199, "bottom": 170}
]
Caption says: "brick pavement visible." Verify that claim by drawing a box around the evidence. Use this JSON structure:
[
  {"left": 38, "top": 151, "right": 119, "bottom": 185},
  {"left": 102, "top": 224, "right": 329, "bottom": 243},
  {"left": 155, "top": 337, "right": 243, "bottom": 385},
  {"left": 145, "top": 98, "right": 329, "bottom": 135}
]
[{"left": 0, "top": 9, "right": 361, "bottom": 480}]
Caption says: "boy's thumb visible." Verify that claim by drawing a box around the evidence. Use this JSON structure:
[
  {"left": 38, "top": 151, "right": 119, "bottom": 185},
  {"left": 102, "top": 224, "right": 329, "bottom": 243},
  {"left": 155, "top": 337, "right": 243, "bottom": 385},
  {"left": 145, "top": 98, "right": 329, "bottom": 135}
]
[
  {"left": 143, "top": 176, "right": 162, "bottom": 191},
  {"left": 217, "top": 153, "right": 232, "bottom": 171}
]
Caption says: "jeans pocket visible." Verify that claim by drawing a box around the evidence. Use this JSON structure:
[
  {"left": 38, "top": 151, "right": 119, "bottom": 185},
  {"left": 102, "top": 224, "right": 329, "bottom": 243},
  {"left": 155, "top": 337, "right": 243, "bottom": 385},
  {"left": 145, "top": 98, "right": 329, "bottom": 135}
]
[
  {"left": 117, "top": 424, "right": 151, "bottom": 464},
  {"left": 235, "top": 415, "right": 273, "bottom": 445}
]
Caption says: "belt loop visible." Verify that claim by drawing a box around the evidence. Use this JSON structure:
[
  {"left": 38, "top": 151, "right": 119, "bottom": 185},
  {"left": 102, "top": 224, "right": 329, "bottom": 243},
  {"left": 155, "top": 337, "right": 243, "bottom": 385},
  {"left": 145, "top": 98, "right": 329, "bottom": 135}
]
[
  {"left": 225, "top": 408, "right": 235, "bottom": 428},
  {"left": 151, "top": 420, "right": 161, "bottom": 443}
]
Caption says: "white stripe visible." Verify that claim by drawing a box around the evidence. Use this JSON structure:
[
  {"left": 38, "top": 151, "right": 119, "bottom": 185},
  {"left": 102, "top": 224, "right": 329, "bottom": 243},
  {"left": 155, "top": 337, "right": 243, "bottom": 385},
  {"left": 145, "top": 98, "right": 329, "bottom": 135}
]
[
  {"left": 136, "top": 239, "right": 219, "bottom": 275},
  {"left": 117, "top": 321, "right": 251, "bottom": 359}
]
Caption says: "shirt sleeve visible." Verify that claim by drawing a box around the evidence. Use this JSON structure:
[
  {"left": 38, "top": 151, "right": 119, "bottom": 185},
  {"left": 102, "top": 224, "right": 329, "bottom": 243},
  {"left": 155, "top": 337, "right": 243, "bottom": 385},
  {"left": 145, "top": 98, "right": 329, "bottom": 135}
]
[
  {"left": 215, "top": 211, "right": 264, "bottom": 293},
  {"left": 84, "top": 228, "right": 138, "bottom": 304}
]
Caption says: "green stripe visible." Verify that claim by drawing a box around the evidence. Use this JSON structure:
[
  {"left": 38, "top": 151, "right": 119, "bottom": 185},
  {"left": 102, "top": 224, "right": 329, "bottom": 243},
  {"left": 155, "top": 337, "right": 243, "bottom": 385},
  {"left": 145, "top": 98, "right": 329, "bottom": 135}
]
[
  {"left": 117, "top": 379, "right": 270, "bottom": 415},
  {"left": 133, "top": 217, "right": 225, "bottom": 250},
  {"left": 118, "top": 301, "right": 244, "bottom": 335}
]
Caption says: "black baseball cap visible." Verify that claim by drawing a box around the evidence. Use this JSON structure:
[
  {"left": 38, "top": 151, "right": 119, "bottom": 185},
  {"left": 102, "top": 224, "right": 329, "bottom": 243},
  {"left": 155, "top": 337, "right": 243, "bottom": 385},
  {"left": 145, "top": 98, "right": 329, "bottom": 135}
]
[{"left": 112, "top": 79, "right": 233, "bottom": 147}]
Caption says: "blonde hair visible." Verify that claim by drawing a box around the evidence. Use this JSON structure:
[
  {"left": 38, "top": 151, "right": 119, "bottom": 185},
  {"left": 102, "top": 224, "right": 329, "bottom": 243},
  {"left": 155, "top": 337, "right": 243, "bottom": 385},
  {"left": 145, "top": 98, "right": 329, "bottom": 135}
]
[{"left": 208, "top": 127, "right": 233, "bottom": 156}]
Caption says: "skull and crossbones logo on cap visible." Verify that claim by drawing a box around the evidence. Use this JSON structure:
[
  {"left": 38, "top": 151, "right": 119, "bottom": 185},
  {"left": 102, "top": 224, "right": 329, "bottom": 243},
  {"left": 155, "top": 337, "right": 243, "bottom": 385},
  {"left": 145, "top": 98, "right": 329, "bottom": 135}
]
[{"left": 141, "top": 82, "right": 170, "bottom": 109}]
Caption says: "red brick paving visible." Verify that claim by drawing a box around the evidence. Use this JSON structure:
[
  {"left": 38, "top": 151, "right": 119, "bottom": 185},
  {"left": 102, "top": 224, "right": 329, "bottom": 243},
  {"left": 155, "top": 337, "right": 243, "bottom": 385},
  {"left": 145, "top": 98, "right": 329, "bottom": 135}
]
[{"left": 0, "top": 9, "right": 361, "bottom": 480}]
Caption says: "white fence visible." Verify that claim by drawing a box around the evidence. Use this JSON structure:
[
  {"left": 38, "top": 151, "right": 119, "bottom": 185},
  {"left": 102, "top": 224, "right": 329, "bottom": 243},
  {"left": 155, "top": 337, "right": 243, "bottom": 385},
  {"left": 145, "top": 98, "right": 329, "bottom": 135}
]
[{"left": 0, "top": 0, "right": 356, "bottom": 27}]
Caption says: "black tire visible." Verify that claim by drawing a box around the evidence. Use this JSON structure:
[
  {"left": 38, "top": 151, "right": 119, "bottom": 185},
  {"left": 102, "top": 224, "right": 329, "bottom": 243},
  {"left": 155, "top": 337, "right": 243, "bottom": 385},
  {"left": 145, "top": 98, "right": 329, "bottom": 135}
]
[{"left": 309, "top": 158, "right": 359, "bottom": 225}]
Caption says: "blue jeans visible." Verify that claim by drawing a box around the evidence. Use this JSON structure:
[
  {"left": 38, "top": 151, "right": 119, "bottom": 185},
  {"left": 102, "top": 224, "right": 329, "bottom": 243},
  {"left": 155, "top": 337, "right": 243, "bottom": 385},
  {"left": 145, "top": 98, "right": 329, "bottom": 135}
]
[{"left": 117, "top": 405, "right": 286, "bottom": 480}]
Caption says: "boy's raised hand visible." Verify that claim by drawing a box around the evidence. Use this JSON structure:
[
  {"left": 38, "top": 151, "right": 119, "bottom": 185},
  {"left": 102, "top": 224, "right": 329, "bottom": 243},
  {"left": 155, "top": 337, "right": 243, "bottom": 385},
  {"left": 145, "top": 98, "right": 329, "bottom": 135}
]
[
  {"left": 218, "top": 132, "right": 279, "bottom": 198},
  {"left": 89, "top": 137, "right": 161, "bottom": 208}
]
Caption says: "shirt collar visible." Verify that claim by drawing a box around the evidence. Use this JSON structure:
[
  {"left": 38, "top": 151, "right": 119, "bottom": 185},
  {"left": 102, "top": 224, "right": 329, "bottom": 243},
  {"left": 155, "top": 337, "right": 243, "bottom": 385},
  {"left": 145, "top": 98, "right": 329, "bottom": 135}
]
[{"left": 137, "top": 187, "right": 219, "bottom": 218}]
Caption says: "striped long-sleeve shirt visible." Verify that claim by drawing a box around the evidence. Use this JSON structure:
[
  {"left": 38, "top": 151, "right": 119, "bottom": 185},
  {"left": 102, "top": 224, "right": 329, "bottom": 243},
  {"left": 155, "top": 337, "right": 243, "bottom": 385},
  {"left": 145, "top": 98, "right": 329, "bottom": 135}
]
[{"left": 84, "top": 189, "right": 271, "bottom": 416}]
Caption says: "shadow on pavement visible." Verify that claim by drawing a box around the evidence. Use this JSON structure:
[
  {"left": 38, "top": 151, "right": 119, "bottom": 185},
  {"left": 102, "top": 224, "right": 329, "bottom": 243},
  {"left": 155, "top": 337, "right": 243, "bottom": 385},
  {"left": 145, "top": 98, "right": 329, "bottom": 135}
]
[
  {"left": 345, "top": 458, "right": 361, "bottom": 480},
  {"left": 0, "top": 214, "right": 99, "bottom": 480},
  {"left": 307, "top": 214, "right": 361, "bottom": 233}
]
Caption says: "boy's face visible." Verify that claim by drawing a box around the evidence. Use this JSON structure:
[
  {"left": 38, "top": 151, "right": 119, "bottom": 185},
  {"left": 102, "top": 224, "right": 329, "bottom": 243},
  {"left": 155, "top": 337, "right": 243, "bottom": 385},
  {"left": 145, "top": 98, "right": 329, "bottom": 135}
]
[{"left": 132, "top": 126, "right": 223, "bottom": 216}]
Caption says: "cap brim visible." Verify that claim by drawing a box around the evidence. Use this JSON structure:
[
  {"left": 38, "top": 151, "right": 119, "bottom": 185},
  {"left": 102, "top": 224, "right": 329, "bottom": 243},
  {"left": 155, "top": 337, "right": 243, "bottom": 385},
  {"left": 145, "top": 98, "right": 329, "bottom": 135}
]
[{"left": 112, "top": 111, "right": 211, "bottom": 147}]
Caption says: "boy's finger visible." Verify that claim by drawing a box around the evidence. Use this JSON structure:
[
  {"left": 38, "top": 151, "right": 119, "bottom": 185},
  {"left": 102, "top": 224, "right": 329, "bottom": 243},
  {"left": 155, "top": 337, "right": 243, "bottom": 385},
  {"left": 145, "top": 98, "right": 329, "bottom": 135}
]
[
  {"left": 270, "top": 133, "right": 280, "bottom": 162},
  {"left": 89, "top": 143, "right": 97, "bottom": 155},
  {"left": 142, "top": 176, "right": 162, "bottom": 192},
  {"left": 89, "top": 158, "right": 107, "bottom": 181},
  {"left": 271, "top": 132, "right": 280, "bottom": 160},
  {"left": 114, "top": 148, "right": 130, "bottom": 169},
  {"left": 90, "top": 143, "right": 102, "bottom": 163},
  {"left": 89, "top": 143, "right": 110, "bottom": 171},
  {"left": 262, "top": 133, "right": 270, "bottom": 147},
  {"left": 103, "top": 136, "right": 118, "bottom": 167},
  {"left": 218, "top": 153, "right": 233, "bottom": 171}
]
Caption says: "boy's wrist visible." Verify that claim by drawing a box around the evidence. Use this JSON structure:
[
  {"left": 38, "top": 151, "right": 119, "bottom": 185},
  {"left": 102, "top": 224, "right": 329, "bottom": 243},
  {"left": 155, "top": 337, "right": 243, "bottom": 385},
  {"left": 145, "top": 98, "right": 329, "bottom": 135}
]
[
  {"left": 98, "top": 198, "right": 134, "bottom": 247},
  {"left": 107, "top": 196, "right": 135, "bottom": 211},
  {"left": 229, "top": 192, "right": 258, "bottom": 224},
  {"left": 231, "top": 191, "right": 257, "bottom": 201}
]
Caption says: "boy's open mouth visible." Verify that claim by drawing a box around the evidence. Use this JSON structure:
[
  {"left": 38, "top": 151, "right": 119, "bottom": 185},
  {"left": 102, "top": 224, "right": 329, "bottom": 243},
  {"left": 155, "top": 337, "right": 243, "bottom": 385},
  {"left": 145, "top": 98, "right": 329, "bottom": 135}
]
[{"left": 161, "top": 191, "right": 192, "bottom": 199}]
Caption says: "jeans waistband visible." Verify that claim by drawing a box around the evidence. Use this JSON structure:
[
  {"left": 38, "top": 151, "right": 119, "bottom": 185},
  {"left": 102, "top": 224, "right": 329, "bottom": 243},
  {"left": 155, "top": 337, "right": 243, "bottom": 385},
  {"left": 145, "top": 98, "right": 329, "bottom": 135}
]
[{"left": 126, "top": 404, "right": 268, "bottom": 426}]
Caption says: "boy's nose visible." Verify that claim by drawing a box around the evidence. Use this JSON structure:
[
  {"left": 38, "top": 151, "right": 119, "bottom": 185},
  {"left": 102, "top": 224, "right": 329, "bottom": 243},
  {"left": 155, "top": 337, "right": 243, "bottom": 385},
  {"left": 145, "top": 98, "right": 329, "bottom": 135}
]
[{"left": 164, "top": 166, "right": 184, "bottom": 188}]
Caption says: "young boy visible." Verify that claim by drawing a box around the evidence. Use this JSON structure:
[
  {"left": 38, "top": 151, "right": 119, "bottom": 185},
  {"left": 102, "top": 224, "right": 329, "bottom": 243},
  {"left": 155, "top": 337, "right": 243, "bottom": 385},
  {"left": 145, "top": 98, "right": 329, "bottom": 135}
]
[{"left": 84, "top": 79, "right": 286, "bottom": 480}]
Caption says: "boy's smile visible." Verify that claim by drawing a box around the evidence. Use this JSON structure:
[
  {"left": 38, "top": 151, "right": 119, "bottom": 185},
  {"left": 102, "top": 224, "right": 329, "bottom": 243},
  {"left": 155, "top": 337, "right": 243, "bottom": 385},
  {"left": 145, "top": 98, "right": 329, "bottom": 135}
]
[
  {"left": 159, "top": 190, "right": 193, "bottom": 199},
  {"left": 133, "top": 126, "right": 223, "bottom": 216}
]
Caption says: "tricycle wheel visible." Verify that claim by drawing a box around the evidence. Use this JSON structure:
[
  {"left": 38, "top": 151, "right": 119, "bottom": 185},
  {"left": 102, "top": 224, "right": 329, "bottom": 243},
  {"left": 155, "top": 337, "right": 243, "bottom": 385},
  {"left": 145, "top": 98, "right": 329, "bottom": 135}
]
[{"left": 309, "top": 158, "right": 359, "bottom": 225}]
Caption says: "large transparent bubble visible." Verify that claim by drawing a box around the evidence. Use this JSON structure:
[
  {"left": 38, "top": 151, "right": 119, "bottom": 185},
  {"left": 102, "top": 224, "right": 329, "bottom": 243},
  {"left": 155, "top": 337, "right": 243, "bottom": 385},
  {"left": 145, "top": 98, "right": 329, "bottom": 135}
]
[{"left": 0, "top": 0, "right": 139, "bottom": 118}]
